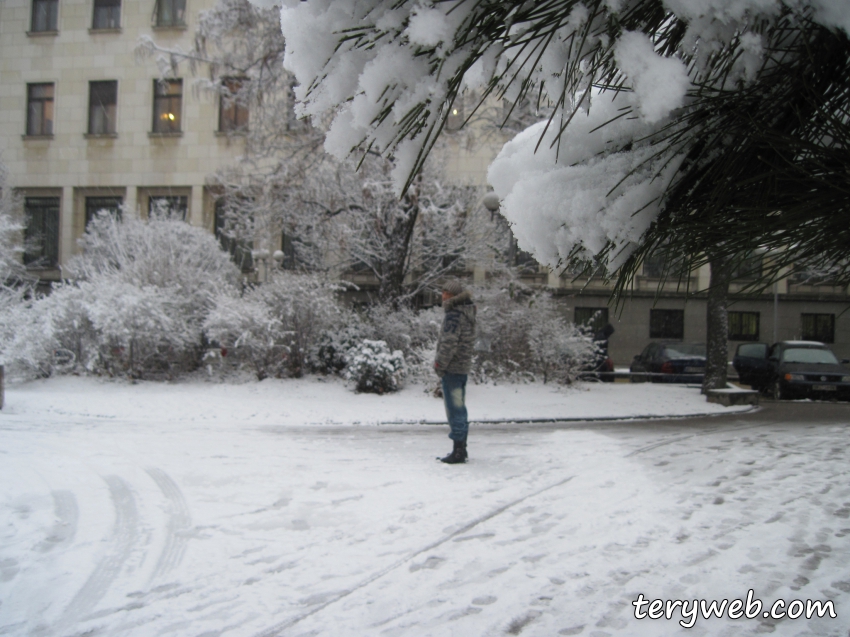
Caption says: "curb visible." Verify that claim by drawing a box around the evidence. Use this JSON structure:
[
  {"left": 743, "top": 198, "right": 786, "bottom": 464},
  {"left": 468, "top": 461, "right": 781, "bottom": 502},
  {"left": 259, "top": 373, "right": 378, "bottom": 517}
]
[{"left": 369, "top": 405, "right": 761, "bottom": 426}]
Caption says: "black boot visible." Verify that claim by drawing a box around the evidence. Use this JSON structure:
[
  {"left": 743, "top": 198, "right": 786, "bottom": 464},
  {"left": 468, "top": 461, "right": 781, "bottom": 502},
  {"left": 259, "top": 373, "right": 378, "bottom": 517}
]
[{"left": 440, "top": 440, "right": 467, "bottom": 464}]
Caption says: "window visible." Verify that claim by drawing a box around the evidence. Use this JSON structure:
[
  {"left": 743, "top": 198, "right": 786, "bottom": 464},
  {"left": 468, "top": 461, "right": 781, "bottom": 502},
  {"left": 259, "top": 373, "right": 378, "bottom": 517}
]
[
  {"left": 215, "top": 200, "right": 253, "bottom": 271},
  {"left": 85, "top": 196, "right": 123, "bottom": 227},
  {"left": 26, "top": 83, "right": 54, "bottom": 136},
  {"left": 642, "top": 252, "right": 666, "bottom": 278},
  {"left": 730, "top": 251, "right": 763, "bottom": 282},
  {"left": 649, "top": 309, "right": 684, "bottom": 339},
  {"left": 24, "top": 197, "right": 60, "bottom": 268},
  {"left": 575, "top": 307, "right": 609, "bottom": 334},
  {"left": 153, "top": 0, "right": 186, "bottom": 27},
  {"left": 152, "top": 79, "right": 182, "bottom": 133},
  {"left": 446, "top": 99, "right": 464, "bottom": 131},
  {"left": 31, "top": 0, "right": 59, "bottom": 32},
  {"left": 801, "top": 313, "right": 835, "bottom": 343},
  {"left": 728, "top": 311, "right": 760, "bottom": 341},
  {"left": 149, "top": 195, "right": 187, "bottom": 219},
  {"left": 92, "top": 0, "right": 120, "bottom": 28},
  {"left": 219, "top": 78, "right": 248, "bottom": 133},
  {"left": 88, "top": 81, "right": 117, "bottom": 135}
]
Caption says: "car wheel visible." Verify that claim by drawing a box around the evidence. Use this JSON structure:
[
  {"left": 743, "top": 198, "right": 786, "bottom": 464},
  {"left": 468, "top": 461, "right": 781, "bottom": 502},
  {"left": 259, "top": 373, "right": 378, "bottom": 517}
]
[{"left": 772, "top": 378, "right": 783, "bottom": 401}]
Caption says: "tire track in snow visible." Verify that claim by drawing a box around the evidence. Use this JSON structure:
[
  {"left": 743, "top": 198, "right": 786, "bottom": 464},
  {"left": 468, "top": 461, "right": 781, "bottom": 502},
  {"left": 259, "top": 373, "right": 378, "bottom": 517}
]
[
  {"left": 145, "top": 467, "right": 192, "bottom": 580},
  {"left": 253, "top": 475, "right": 575, "bottom": 637},
  {"left": 36, "top": 490, "right": 78, "bottom": 552},
  {"left": 625, "top": 421, "right": 773, "bottom": 457},
  {"left": 54, "top": 476, "right": 138, "bottom": 632}
]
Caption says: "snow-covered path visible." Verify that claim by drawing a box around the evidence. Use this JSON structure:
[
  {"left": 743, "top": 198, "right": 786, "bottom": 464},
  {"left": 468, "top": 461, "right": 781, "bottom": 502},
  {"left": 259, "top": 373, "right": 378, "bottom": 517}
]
[{"left": 0, "top": 378, "right": 848, "bottom": 636}]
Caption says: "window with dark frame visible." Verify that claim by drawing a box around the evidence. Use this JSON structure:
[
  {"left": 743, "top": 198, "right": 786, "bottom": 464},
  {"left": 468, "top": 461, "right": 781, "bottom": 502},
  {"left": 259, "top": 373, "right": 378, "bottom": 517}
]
[
  {"left": 215, "top": 200, "right": 253, "bottom": 271},
  {"left": 24, "top": 197, "right": 60, "bottom": 268},
  {"left": 31, "top": 0, "right": 59, "bottom": 32},
  {"left": 219, "top": 78, "right": 248, "bottom": 133},
  {"left": 649, "top": 309, "right": 684, "bottom": 339},
  {"left": 153, "top": 0, "right": 186, "bottom": 27},
  {"left": 801, "top": 313, "right": 835, "bottom": 343},
  {"left": 728, "top": 311, "right": 760, "bottom": 341},
  {"left": 92, "top": 0, "right": 121, "bottom": 29},
  {"left": 149, "top": 195, "right": 188, "bottom": 219},
  {"left": 729, "top": 251, "right": 763, "bottom": 281},
  {"left": 575, "top": 307, "right": 609, "bottom": 334},
  {"left": 88, "top": 81, "right": 117, "bottom": 135},
  {"left": 152, "top": 79, "right": 182, "bottom": 133},
  {"left": 26, "top": 83, "right": 54, "bottom": 136},
  {"left": 85, "top": 196, "right": 123, "bottom": 227}
]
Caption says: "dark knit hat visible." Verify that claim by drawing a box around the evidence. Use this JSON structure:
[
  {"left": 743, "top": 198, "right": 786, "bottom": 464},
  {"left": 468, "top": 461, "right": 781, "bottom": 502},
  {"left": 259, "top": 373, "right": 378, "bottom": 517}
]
[{"left": 442, "top": 280, "right": 464, "bottom": 296}]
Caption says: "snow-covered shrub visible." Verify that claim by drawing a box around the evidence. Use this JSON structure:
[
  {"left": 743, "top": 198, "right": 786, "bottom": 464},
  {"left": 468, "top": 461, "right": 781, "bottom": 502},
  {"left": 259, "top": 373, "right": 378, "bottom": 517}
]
[
  {"left": 346, "top": 339, "right": 405, "bottom": 394},
  {"left": 472, "top": 278, "right": 597, "bottom": 383},
  {"left": 364, "top": 303, "right": 442, "bottom": 356},
  {"left": 2, "top": 210, "right": 241, "bottom": 379},
  {"left": 205, "top": 272, "right": 344, "bottom": 379},
  {"left": 309, "top": 322, "right": 367, "bottom": 375},
  {"left": 528, "top": 316, "right": 598, "bottom": 384}
]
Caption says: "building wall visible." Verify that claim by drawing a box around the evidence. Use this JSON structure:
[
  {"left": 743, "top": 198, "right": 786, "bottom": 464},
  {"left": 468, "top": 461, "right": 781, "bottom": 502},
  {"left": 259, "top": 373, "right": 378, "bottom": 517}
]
[{"left": 0, "top": 0, "right": 243, "bottom": 279}]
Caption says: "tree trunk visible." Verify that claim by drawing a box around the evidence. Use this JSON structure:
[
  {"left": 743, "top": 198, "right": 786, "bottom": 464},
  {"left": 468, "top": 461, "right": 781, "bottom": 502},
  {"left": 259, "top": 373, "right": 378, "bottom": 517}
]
[
  {"left": 702, "top": 256, "right": 732, "bottom": 394},
  {"left": 377, "top": 187, "right": 420, "bottom": 310}
]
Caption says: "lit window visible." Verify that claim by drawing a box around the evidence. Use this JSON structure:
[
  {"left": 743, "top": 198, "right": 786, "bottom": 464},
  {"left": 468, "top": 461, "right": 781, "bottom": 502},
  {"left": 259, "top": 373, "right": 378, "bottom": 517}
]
[
  {"left": 93, "top": 0, "right": 120, "bottom": 29},
  {"left": 31, "top": 0, "right": 59, "bottom": 32},
  {"left": 152, "top": 79, "right": 182, "bottom": 133},
  {"left": 219, "top": 78, "right": 248, "bottom": 132},
  {"left": 88, "top": 81, "right": 118, "bottom": 135},
  {"left": 26, "top": 83, "right": 54, "bottom": 136},
  {"left": 24, "top": 197, "right": 60, "bottom": 268},
  {"left": 446, "top": 99, "right": 464, "bottom": 131}
]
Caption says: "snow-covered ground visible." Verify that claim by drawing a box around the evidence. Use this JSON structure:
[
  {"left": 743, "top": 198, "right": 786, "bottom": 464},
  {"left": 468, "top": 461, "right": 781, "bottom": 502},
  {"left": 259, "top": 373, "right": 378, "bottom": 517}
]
[{"left": 0, "top": 377, "right": 848, "bottom": 637}]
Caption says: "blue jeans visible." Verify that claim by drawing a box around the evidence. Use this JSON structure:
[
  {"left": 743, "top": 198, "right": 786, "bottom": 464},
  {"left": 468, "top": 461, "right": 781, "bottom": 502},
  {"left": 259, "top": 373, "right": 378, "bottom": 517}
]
[{"left": 441, "top": 373, "right": 468, "bottom": 442}]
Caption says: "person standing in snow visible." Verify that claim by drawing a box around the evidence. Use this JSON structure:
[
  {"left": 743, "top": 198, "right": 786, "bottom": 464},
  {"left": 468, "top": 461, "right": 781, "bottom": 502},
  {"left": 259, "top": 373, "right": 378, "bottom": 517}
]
[{"left": 434, "top": 280, "right": 477, "bottom": 464}]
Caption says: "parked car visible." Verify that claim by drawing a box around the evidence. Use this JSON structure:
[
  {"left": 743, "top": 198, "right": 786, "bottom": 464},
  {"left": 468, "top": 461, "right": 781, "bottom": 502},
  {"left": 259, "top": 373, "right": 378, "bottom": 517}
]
[
  {"left": 733, "top": 341, "right": 850, "bottom": 400},
  {"left": 629, "top": 342, "right": 706, "bottom": 383}
]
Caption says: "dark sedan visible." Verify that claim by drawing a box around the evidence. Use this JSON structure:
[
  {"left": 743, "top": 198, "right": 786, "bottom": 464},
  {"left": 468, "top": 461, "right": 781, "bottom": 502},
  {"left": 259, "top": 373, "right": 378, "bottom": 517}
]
[
  {"left": 629, "top": 342, "right": 706, "bottom": 383},
  {"left": 734, "top": 341, "right": 850, "bottom": 400}
]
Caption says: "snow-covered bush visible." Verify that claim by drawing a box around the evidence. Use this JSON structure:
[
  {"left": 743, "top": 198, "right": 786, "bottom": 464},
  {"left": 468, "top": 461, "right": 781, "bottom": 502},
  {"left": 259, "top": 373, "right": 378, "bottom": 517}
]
[
  {"left": 205, "top": 272, "right": 345, "bottom": 379},
  {"left": 309, "top": 322, "right": 367, "bottom": 376},
  {"left": 363, "top": 303, "right": 441, "bottom": 355},
  {"left": 2, "top": 210, "right": 241, "bottom": 379},
  {"left": 472, "top": 279, "right": 597, "bottom": 383},
  {"left": 346, "top": 339, "right": 405, "bottom": 394},
  {"left": 528, "top": 316, "right": 598, "bottom": 384}
]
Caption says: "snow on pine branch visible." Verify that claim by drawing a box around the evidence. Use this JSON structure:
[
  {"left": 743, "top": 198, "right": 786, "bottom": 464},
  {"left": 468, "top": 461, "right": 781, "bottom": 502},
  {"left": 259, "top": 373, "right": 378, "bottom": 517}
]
[{"left": 253, "top": 0, "right": 849, "bottom": 274}]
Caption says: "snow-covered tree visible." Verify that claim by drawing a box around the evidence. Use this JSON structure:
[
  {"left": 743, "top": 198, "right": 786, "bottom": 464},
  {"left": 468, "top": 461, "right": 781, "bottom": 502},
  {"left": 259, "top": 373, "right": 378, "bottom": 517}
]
[
  {"left": 138, "top": 0, "right": 511, "bottom": 307},
  {"left": 266, "top": 0, "right": 849, "bottom": 390},
  {"left": 0, "top": 165, "right": 26, "bottom": 287},
  {"left": 204, "top": 271, "right": 345, "bottom": 379},
  {"left": 1, "top": 209, "right": 242, "bottom": 379}
]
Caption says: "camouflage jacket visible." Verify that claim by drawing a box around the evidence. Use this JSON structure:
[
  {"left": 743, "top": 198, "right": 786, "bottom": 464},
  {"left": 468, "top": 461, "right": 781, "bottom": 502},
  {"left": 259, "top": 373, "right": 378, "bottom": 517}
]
[{"left": 435, "top": 291, "right": 477, "bottom": 376}]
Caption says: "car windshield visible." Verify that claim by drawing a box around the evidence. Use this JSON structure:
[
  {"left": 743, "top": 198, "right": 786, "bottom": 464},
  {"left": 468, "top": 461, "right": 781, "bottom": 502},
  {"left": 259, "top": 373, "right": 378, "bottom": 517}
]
[
  {"left": 664, "top": 344, "right": 706, "bottom": 358},
  {"left": 781, "top": 348, "right": 839, "bottom": 364}
]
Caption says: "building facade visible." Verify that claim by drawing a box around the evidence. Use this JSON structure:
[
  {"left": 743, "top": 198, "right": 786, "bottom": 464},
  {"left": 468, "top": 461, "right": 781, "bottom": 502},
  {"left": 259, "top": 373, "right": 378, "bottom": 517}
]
[
  {"left": 2, "top": 0, "right": 848, "bottom": 368},
  {"left": 0, "top": 0, "right": 245, "bottom": 283}
]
